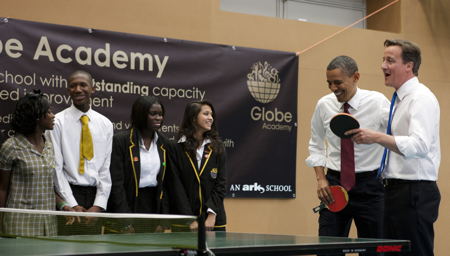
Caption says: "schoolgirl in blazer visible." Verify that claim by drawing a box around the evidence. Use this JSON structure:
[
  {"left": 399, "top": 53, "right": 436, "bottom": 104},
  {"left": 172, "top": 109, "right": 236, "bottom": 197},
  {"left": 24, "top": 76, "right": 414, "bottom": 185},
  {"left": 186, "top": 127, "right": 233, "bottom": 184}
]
[
  {"left": 171, "top": 101, "right": 227, "bottom": 231},
  {"left": 107, "top": 96, "right": 172, "bottom": 214},
  {"left": 108, "top": 128, "right": 170, "bottom": 213}
]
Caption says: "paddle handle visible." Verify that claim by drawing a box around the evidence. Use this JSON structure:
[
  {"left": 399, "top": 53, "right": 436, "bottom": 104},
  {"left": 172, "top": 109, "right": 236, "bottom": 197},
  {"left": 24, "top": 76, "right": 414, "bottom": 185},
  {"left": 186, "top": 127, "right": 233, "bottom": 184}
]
[{"left": 312, "top": 203, "right": 326, "bottom": 213}]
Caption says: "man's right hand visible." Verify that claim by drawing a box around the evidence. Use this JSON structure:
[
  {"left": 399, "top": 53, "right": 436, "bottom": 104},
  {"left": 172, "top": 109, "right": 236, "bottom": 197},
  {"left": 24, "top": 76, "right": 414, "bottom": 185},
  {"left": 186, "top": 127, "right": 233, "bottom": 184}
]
[{"left": 317, "top": 178, "right": 334, "bottom": 206}]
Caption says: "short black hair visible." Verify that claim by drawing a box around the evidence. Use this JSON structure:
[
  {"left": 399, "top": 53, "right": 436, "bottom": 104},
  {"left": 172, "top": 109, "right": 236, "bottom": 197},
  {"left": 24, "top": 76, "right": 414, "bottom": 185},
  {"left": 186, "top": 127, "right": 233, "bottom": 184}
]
[
  {"left": 68, "top": 70, "right": 93, "bottom": 86},
  {"left": 11, "top": 89, "right": 50, "bottom": 135},
  {"left": 131, "top": 96, "right": 165, "bottom": 131},
  {"left": 384, "top": 39, "right": 421, "bottom": 76},
  {"left": 327, "top": 55, "right": 359, "bottom": 77}
]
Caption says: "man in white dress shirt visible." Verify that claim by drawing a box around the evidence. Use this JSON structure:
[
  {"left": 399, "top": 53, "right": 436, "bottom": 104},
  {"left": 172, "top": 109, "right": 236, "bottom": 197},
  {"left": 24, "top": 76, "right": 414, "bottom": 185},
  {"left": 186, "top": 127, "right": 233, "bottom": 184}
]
[
  {"left": 349, "top": 40, "right": 440, "bottom": 256},
  {"left": 51, "top": 70, "right": 113, "bottom": 214},
  {"left": 306, "top": 56, "right": 390, "bottom": 255}
]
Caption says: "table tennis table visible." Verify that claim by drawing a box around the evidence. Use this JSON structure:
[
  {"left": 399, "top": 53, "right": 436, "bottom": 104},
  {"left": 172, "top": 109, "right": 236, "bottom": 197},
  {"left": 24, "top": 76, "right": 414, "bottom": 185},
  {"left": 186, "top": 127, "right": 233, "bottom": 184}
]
[{"left": 0, "top": 231, "right": 409, "bottom": 255}]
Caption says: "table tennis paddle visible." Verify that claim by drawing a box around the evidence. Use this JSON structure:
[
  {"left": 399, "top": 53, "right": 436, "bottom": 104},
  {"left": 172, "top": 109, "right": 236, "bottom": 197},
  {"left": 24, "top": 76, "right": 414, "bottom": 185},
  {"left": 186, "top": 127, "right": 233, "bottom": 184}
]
[
  {"left": 330, "top": 113, "right": 360, "bottom": 138},
  {"left": 312, "top": 185, "right": 349, "bottom": 213}
]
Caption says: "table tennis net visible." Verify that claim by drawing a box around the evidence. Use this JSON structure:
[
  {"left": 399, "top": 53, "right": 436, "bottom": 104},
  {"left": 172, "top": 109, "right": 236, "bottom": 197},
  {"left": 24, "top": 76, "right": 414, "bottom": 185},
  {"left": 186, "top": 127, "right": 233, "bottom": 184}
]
[{"left": 0, "top": 207, "right": 197, "bottom": 238}]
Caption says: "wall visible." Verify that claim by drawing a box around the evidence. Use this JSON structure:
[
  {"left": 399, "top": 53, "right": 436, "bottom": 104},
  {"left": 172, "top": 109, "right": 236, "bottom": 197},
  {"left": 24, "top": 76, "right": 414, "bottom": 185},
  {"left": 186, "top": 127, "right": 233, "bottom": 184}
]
[
  {"left": 1, "top": 0, "right": 448, "bottom": 254},
  {"left": 367, "top": 0, "right": 401, "bottom": 32}
]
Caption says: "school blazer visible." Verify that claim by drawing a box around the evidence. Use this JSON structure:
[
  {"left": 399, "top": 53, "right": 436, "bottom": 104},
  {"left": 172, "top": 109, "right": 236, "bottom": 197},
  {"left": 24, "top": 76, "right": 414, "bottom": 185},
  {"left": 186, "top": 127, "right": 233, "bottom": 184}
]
[
  {"left": 107, "top": 128, "right": 170, "bottom": 214},
  {"left": 171, "top": 142, "right": 227, "bottom": 227}
]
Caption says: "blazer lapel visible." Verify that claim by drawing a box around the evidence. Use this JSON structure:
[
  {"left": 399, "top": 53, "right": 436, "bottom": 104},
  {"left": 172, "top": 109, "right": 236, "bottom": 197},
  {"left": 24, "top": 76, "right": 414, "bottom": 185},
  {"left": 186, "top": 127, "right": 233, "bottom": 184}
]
[
  {"left": 156, "top": 139, "right": 166, "bottom": 179},
  {"left": 128, "top": 128, "right": 141, "bottom": 197},
  {"left": 199, "top": 145, "right": 213, "bottom": 177}
]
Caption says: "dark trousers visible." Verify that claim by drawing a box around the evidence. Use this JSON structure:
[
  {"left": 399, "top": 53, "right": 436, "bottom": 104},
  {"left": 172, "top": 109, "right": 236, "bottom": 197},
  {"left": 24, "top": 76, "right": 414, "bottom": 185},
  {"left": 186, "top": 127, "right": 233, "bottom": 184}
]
[
  {"left": 134, "top": 187, "right": 158, "bottom": 233},
  {"left": 384, "top": 180, "right": 440, "bottom": 256},
  {"left": 318, "top": 169, "right": 384, "bottom": 256},
  {"left": 135, "top": 186, "right": 157, "bottom": 214},
  {"left": 57, "top": 184, "right": 99, "bottom": 235},
  {"left": 70, "top": 184, "right": 97, "bottom": 209}
]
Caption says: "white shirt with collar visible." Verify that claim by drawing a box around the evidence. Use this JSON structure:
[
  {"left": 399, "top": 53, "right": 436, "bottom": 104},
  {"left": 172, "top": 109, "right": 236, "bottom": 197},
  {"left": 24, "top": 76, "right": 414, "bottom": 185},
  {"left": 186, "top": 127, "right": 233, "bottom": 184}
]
[
  {"left": 384, "top": 77, "right": 440, "bottom": 181},
  {"left": 138, "top": 133, "right": 160, "bottom": 188},
  {"left": 51, "top": 105, "right": 113, "bottom": 209},
  {"left": 306, "top": 88, "right": 390, "bottom": 172},
  {"left": 178, "top": 136, "right": 211, "bottom": 169}
]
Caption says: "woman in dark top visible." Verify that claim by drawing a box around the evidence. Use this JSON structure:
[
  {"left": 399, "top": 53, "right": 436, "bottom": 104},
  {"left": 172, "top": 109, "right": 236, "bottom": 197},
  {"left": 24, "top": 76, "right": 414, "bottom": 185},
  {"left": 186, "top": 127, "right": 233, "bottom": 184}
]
[
  {"left": 171, "top": 101, "right": 227, "bottom": 231},
  {"left": 107, "top": 96, "right": 172, "bottom": 215}
]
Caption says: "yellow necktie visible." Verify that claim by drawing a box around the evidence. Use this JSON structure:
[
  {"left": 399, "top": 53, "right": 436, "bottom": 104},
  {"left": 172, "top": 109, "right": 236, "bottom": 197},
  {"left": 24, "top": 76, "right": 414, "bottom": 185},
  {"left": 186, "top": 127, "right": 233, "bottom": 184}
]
[{"left": 79, "top": 115, "right": 94, "bottom": 174}]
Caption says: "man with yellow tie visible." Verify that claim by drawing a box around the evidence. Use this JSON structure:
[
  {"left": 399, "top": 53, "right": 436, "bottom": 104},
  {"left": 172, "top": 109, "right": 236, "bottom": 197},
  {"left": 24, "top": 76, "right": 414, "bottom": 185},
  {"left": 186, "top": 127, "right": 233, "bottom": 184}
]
[{"left": 51, "top": 70, "right": 113, "bottom": 214}]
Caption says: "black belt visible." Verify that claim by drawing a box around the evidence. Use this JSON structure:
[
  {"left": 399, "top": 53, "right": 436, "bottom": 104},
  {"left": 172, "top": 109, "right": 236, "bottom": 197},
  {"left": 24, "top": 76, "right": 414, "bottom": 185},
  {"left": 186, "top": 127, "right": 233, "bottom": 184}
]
[
  {"left": 327, "top": 168, "right": 377, "bottom": 178},
  {"left": 382, "top": 179, "right": 436, "bottom": 186},
  {"left": 138, "top": 186, "right": 157, "bottom": 192},
  {"left": 69, "top": 184, "right": 96, "bottom": 191}
]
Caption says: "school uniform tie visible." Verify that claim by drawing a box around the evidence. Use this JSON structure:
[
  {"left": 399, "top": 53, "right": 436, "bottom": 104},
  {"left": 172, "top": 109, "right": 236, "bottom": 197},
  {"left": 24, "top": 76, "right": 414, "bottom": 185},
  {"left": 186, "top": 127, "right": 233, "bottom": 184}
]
[
  {"left": 79, "top": 115, "right": 93, "bottom": 174},
  {"left": 340, "top": 102, "right": 355, "bottom": 191},
  {"left": 378, "top": 92, "right": 398, "bottom": 177}
]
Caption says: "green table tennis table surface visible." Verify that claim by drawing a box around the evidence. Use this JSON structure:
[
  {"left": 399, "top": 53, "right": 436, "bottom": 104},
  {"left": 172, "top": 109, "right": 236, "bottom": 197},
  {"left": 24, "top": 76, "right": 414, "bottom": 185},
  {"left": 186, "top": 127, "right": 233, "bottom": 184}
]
[{"left": 0, "top": 231, "right": 410, "bottom": 255}]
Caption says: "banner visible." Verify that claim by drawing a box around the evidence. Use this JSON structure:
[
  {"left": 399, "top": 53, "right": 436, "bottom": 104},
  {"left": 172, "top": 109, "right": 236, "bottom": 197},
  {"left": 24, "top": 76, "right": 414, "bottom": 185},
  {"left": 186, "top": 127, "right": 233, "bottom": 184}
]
[{"left": 0, "top": 18, "right": 298, "bottom": 198}]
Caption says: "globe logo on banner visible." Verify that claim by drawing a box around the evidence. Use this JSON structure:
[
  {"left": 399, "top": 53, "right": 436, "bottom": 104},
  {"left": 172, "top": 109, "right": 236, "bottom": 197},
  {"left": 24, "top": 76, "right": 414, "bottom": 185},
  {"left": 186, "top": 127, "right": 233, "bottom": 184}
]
[{"left": 246, "top": 61, "right": 281, "bottom": 103}]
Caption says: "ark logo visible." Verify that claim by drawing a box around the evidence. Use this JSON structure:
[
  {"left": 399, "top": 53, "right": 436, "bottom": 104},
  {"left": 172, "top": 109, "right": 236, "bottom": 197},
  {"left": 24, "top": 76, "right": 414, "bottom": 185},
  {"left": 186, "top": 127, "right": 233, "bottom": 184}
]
[
  {"left": 246, "top": 61, "right": 281, "bottom": 104},
  {"left": 242, "top": 182, "right": 265, "bottom": 194}
]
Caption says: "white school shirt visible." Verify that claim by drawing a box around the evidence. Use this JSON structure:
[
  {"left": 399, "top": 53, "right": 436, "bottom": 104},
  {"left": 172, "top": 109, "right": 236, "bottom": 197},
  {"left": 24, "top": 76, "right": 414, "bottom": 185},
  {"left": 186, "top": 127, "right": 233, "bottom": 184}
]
[
  {"left": 384, "top": 77, "right": 440, "bottom": 181},
  {"left": 138, "top": 133, "right": 160, "bottom": 187},
  {"left": 306, "top": 88, "right": 390, "bottom": 172},
  {"left": 178, "top": 136, "right": 211, "bottom": 169},
  {"left": 51, "top": 105, "right": 113, "bottom": 209}
]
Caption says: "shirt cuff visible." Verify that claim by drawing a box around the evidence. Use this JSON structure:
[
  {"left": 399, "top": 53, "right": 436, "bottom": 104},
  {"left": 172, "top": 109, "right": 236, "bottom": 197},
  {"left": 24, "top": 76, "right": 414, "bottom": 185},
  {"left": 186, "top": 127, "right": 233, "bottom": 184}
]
[
  {"left": 207, "top": 208, "right": 217, "bottom": 215},
  {"left": 66, "top": 196, "right": 78, "bottom": 208},
  {"left": 305, "top": 154, "right": 327, "bottom": 167},
  {"left": 395, "top": 136, "right": 414, "bottom": 158},
  {"left": 93, "top": 197, "right": 108, "bottom": 210}
]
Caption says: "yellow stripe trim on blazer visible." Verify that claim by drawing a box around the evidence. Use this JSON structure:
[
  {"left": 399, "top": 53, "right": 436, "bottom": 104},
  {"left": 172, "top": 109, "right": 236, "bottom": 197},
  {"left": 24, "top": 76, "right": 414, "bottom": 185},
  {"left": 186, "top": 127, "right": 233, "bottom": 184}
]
[
  {"left": 185, "top": 146, "right": 212, "bottom": 216},
  {"left": 128, "top": 128, "right": 139, "bottom": 197},
  {"left": 159, "top": 144, "right": 166, "bottom": 200}
]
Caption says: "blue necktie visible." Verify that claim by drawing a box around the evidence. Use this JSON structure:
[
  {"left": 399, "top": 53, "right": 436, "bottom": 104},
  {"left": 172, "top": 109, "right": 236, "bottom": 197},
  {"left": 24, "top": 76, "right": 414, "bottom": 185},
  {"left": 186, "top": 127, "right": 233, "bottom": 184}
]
[{"left": 378, "top": 92, "right": 397, "bottom": 177}]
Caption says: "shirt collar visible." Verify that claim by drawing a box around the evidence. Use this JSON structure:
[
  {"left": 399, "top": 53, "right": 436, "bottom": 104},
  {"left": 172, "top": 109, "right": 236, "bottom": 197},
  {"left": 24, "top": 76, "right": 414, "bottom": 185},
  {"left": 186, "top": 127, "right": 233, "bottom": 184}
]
[
  {"left": 70, "top": 104, "right": 93, "bottom": 120},
  {"left": 178, "top": 135, "right": 211, "bottom": 146},
  {"left": 14, "top": 133, "right": 31, "bottom": 149},
  {"left": 396, "top": 77, "right": 419, "bottom": 101},
  {"left": 139, "top": 132, "right": 158, "bottom": 148},
  {"left": 14, "top": 133, "right": 51, "bottom": 154},
  {"left": 178, "top": 135, "right": 187, "bottom": 143},
  {"left": 201, "top": 138, "right": 211, "bottom": 147},
  {"left": 340, "top": 87, "right": 360, "bottom": 111}
]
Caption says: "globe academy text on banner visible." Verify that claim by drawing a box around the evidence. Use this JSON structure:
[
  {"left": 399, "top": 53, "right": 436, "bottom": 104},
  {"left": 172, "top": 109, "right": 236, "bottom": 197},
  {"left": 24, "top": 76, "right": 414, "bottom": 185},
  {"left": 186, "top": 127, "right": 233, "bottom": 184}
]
[{"left": 247, "top": 61, "right": 295, "bottom": 132}]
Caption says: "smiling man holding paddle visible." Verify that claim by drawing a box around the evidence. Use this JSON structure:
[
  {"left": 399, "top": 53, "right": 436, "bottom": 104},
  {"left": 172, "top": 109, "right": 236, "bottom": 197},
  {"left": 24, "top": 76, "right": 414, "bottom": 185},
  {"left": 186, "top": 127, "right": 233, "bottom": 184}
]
[
  {"left": 347, "top": 40, "right": 441, "bottom": 256},
  {"left": 306, "top": 56, "right": 390, "bottom": 256}
]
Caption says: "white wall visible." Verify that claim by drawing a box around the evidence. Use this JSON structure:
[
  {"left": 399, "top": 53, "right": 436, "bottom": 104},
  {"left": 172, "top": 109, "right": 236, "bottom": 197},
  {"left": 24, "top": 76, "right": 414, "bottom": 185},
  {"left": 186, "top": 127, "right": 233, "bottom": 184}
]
[{"left": 221, "top": 0, "right": 366, "bottom": 28}]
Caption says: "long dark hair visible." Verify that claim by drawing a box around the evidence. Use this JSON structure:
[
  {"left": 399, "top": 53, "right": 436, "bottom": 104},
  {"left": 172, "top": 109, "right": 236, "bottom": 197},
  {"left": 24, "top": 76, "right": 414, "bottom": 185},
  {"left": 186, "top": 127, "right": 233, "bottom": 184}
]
[
  {"left": 177, "top": 101, "right": 223, "bottom": 156},
  {"left": 130, "top": 96, "right": 165, "bottom": 132},
  {"left": 11, "top": 89, "right": 50, "bottom": 135}
]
